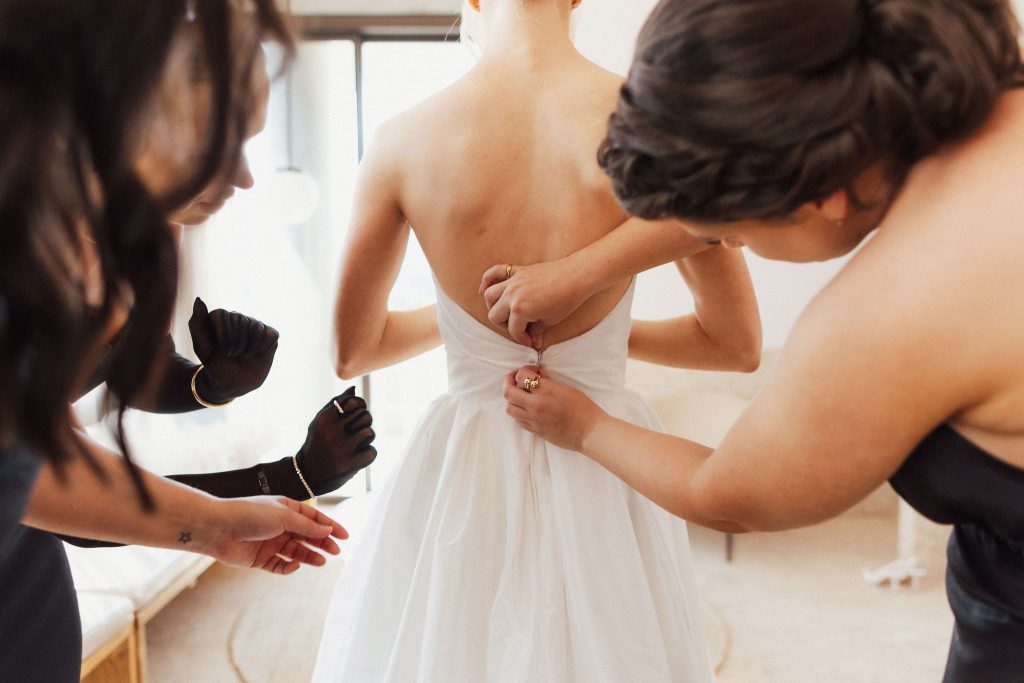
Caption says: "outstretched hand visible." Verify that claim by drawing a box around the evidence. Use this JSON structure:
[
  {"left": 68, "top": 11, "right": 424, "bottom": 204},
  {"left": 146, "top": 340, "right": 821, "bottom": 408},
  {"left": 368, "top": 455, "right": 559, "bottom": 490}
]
[
  {"left": 480, "top": 260, "right": 588, "bottom": 347},
  {"left": 296, "top": 387, "right": 377, "bottom": 496},
  {"left": 502, "top": 364, "right": 605, "bottom": 452},
  {"left": 189, "top": 297, "right": 279, "bottom": 403},
  {"left": 208, "top": 496, "right": 348, "bottom": 575}
]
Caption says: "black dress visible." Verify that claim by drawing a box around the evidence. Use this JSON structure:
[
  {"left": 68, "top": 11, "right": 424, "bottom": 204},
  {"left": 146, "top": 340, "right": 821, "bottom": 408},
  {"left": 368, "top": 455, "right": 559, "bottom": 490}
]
[
  {"left": 889, "top": 425, "right": 1024, "bottom": 682},
  {"left": 0, "top": 444, "right": 81, "bottom": 682}
]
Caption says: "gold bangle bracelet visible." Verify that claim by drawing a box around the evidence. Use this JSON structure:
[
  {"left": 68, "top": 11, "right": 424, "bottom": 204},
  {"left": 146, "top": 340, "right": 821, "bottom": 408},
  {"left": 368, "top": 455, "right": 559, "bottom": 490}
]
[{"left": 190, "top": 365, "right": 234, "bottom": 408}]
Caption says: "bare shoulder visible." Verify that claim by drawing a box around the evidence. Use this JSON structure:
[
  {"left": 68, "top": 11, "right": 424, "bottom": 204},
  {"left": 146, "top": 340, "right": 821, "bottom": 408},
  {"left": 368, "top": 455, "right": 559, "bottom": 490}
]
[
  {"left": 365, "top": 70, "right": 481, "bottom": 160},
  {"left": 571, "top": 56, "right": 626, "bottom": 108}
]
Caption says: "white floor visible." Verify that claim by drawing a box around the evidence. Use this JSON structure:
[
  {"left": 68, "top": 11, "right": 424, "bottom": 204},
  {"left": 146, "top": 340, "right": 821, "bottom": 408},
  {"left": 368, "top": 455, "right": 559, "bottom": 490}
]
[{"left": 147, "top": 495, "right": 953, "bottom": 682}]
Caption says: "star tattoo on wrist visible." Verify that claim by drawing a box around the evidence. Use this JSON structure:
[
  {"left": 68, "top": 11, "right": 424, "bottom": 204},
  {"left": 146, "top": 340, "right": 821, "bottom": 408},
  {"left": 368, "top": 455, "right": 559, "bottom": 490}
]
[{"left": 178, "top": 531, "right": 192, "bottom": 545}]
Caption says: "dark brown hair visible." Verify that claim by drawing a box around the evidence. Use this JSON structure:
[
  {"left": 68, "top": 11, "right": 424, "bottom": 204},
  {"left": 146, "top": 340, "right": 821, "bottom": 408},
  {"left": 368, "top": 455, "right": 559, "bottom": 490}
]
[
  {"left": 599, "top": 0, "right": 1024, "bottom": 223},
  {"left": 0, "top": 0, "right": 293, "bottom": 501}
]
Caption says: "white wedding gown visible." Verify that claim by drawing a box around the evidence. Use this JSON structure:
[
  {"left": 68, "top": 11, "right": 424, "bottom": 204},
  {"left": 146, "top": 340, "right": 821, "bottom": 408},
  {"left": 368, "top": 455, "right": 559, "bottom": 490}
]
[{"left": 313, "top": 281, "right": 714, "bottom": 682}]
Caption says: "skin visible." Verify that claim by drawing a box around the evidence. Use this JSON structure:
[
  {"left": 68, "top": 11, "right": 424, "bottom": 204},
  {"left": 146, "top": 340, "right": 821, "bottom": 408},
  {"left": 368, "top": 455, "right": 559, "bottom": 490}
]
[
  {"left": 24, "top": 49, "right": 359, "bottom": 572},
  {"left": 168, "top": 56, "right": 269, "bottom": 227},
  {"left": 504, "top": 88, "right": 1024, "bottom": 533},
  {"left": 333, "top": 0, "right": 759, "bottom": 380},
  {"left": 25, "top": 433, "right": 346, "bottom": 573}
]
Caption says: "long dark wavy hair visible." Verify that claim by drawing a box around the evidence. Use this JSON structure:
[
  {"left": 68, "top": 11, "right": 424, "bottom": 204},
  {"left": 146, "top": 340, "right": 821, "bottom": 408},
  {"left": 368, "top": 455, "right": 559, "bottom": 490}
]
[
  {"left": 0, "top": 0, "right": 293, "bottom": 505},
  {"left": 599, "top": 0, "right": 1024, "bottom": 223}
]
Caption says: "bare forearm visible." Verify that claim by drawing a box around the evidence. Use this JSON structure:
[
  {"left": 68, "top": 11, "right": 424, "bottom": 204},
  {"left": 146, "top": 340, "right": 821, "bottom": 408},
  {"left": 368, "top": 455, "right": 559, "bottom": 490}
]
[
  {"left": 628, "top": 245, "right": 761, "bottom": 370},
  {"left": 566, "top": 218, "right": 709, "bottom": 299},
  {"left": 336, "top": 305, "right": 441, "bottom": 379},
  {"left": 679, "top": 247, "right": 761, "bottom": 365},
  {"left": 24, "top": 440, "right": 222, "bottom": 553},
  {"left": 629, "top": 317, "right": 759, "bottom": 370},
  {"left": 581, "top": 414, "right": 749, "bottom": 533}
]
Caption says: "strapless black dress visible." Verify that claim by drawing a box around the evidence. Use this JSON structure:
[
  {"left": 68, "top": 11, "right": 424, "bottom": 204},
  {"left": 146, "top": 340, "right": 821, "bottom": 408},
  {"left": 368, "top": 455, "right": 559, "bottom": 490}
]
[{"left": 890, "top": 425, "right": 1024, "bottom": 682}]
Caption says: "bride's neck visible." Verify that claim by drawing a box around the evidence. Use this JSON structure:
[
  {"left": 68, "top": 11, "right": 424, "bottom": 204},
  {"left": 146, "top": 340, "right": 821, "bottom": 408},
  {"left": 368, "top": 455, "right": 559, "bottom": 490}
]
[{"left": 479, "top": 1, "right": 577, "bottom": 65}]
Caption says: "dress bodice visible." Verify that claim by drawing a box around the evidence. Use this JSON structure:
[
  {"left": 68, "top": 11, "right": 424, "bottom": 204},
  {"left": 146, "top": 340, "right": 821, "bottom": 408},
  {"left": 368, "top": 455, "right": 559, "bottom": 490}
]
[
  {"left": 890, "top": 424, "right": 1024, "bottom": 619},
  {"left": 890, "top": 425, "right": 1024, "bottom": 545},
  {"left": 435, "top": 281, "right": 634, "bottom": 400}
]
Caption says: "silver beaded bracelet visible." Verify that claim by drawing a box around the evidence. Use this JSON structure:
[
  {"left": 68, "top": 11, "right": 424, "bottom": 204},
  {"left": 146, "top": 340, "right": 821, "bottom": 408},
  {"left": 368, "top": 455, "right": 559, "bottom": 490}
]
[{"left": 292, "top": 454, "right": 315, "bottom": 500}]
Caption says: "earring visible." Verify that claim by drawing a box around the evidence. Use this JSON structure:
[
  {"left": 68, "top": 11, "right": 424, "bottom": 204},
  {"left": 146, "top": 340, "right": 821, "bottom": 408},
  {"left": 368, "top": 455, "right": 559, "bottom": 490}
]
[{"left": 469, "top": 0, "right": 479, "bottom": 9}]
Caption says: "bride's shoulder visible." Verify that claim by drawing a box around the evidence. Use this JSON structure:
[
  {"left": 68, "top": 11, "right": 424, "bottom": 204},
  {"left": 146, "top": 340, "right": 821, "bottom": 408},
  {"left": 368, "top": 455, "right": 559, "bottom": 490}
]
[
  {"left": 373, "top": 76, "right": 480, "bottom": 148},
  {"left": 569, "top": 57, "right": 627, "bottom": 108}
]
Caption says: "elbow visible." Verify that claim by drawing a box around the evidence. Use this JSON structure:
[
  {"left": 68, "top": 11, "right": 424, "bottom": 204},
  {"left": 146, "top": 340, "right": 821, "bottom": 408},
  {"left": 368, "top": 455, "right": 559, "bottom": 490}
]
[
  {"left": 334, "top": 347, "right": 365, "bottom": 381},
  {"left": 716, "top": 340, "right": 760, "bottom": 373},
  {"left": 733, "top": 345, "right": 761, "bottom": 374},
  {"left": 690, "top": 467, "right": 756, "bottom": 534},
  {"left": 729, "top": 326, "right": 762, "bottom": 373},
  {"left": 335, "top": 365, "right": 361, "bottom": 382}
]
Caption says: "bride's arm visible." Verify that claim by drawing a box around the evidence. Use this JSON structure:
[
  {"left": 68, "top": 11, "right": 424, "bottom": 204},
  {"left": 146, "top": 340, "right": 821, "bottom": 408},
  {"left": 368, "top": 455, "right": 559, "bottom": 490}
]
[
  {"left": 628, "top": 245, "right": 761, "bottom": 371},
  {"left": 333, "top": 129, "right": 441, "bottom": 380}
]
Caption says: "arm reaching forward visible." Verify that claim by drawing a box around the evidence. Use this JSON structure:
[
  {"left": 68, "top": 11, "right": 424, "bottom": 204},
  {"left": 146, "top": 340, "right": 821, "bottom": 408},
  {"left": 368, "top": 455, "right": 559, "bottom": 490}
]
[{"left": 481, "top": 217, "right": 712, "bottom": 347}]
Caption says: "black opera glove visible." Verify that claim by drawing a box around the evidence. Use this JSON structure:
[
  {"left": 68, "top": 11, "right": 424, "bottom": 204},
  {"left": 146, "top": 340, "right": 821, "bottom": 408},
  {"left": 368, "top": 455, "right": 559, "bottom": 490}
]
[
  {"left": 295, "top": 386, "right": 377, "bottom": 496},
  {"left": 188, "top": 297, "right": 279, "bottom": 404}
]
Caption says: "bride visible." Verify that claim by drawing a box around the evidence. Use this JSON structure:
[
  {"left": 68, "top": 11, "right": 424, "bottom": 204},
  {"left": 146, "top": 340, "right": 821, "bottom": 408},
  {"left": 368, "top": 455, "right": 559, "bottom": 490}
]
[{"left": 313, "top": 1, "right": 760, "bottom": 680}]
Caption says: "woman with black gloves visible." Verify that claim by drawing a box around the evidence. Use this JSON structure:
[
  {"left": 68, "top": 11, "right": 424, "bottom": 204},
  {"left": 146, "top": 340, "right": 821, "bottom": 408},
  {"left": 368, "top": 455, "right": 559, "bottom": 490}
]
[
  {"left": 69, "top": 297, "right": 375, "bottom": 524},
  {"left": 0, "top": 2, "right": 369, "bottom": 679}
]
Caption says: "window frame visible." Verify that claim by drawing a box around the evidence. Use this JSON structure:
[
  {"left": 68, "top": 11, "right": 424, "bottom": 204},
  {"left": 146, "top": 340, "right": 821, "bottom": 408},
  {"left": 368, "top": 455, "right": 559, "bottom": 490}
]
[{"left": 293, "top": 14, "right": 462, "bottom": 492}]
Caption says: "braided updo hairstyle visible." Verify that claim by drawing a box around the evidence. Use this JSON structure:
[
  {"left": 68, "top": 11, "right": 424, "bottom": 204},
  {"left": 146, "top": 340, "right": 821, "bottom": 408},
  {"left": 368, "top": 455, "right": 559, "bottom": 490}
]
[{"left": 599, "top": 0, "right": 1023, "bottom": 223}]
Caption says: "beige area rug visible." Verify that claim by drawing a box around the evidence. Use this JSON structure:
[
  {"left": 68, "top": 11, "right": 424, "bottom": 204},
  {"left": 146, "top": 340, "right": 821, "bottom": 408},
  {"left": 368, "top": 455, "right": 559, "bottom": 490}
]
[
  {"left": 229, "top": 594, "right": 329, "bottom": 683},
  {"left": 149, "top": 499, "right": 954, "bottom": 683}
]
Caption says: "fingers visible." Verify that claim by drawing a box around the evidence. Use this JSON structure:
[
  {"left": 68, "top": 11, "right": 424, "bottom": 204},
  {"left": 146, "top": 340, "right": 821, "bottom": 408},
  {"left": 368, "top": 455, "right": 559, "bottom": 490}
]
[
  {"left": 480, "top": 264, "right": 512, "bottom": 293},
  {"left": 482, "top": 279, "right": 509, "bottom": 309},
  {"left": 207, "top": 308, "right": 280, "bottom": 358},
  {"left": 507, "top": 311, "right": 534, "bottom": 347},
  {"left": 298, "top": 501, "right": 350, "bottom": 540},
  {"left": 278, "top": 497, "right": 347, "bottom": 540},
  {"left": 239, "top": 316, "right": 279, "bottom": 358},
  {"left": 250, "top": 535, "right": 297, "bottom": 573},
  {"left": 188, "top": 297, "right": 215, "bottom": 360},
  {"left": 505, "top": 402, "right": 530, "bottom": 421},
  {"left": 529, "top": 328, "right": 544, "bottom": 353},
  {"left": 343, "top": 410, "right": 373, "bottom": 434},
  {"left": 320, "top": 387, "right": 364, "bottom": 418},
  {"left": 352, "top": 428, "right": 376, "bottom": 454},
  {"left": 356, "top": 444, "right": 377, "bottom": 466},
  {"left": 512, "top": 364, "right": 542, "bottom": 389},
  {"left": 485, "top": 289, "right": 533, "bottom": 347},
  {"left": 502, "top": 372, "right": 533, "bottom": 409},
  {"left": 487, "top": 294, "right": 512, "bottom": 328},
  {"left": 338, "top": 395, "right": 367, "bottom": 413},
  {"left": 279, "top": 537, "right": 332, "bottom": 565}
]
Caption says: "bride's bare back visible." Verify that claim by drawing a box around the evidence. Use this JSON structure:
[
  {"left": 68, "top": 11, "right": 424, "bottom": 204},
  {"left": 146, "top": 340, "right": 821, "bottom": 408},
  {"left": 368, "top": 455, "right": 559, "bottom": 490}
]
[
  {"left": 395, "top": 56, "right": 631, "bottom": 345},
  {"left": 332, "top": 2, "right": 695, "bottom": 378}
]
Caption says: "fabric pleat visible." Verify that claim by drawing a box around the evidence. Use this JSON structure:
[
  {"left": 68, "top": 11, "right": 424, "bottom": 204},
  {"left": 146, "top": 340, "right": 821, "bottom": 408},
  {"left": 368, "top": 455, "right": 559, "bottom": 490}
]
[{"left": 313, "top": 282, "right": 713, "bottom": 682}]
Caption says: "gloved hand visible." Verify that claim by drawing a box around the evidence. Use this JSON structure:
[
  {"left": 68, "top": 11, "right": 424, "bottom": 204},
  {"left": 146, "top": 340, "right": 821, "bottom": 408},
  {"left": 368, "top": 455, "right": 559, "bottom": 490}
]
[
  {"left": 189, "top": 297, "right": 279, "bottom": 403},
  {"left": 295, "top": 387, "right": 377, "bottom": 496}
]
